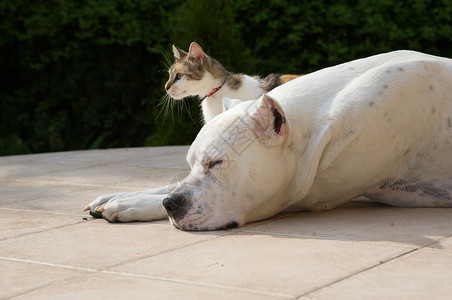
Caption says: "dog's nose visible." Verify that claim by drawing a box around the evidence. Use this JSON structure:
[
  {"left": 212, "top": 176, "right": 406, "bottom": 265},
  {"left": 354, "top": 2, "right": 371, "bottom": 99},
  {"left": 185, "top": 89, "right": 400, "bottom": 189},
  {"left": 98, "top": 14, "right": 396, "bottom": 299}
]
[{"left": 163, "top": 194, "right": 185, "bottom": 211}]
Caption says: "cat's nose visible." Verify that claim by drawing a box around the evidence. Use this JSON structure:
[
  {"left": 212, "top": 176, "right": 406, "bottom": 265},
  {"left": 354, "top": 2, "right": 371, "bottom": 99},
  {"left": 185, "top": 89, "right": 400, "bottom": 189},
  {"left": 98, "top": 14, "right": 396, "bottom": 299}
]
[{"left": 165, "top": 83, "right": 171, "bottom": 90}]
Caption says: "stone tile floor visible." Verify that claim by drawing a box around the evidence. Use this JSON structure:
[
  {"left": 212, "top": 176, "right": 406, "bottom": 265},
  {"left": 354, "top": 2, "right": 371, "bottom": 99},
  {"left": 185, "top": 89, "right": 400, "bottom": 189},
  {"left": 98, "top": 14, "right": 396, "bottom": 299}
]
[{"left": 1, "top": 146, "right": 451, "bottom": 299}]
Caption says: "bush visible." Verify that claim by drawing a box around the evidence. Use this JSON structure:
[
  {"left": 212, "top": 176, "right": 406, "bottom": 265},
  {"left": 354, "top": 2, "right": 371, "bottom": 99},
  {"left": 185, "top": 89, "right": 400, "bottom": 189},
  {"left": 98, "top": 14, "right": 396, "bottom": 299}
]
[
  {"left": 234, "top": 0, "right": 452, "bottom": 73},
  {"left": 0, "top": 0, "right": 180, "bottom": 155}
]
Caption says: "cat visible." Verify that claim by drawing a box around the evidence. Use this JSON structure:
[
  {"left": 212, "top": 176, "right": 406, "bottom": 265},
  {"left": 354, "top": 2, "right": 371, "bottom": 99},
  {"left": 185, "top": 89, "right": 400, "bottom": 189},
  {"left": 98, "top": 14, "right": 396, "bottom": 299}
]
[{"left": 164, "top": 42, "right": 300, "bottom": 123}]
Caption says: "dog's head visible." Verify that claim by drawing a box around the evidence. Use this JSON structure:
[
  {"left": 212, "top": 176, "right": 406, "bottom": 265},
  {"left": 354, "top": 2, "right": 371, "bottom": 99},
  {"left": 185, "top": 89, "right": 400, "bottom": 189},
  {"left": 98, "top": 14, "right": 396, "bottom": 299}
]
[{"left": 163, "top": 94, "right": 296, "bottom": 230}]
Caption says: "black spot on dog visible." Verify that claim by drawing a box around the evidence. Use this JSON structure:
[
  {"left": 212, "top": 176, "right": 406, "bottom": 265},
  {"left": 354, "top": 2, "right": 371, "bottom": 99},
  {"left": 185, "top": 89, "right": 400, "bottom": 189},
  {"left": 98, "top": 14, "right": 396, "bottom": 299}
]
[
  {"left": 369, "top": 101, "right": 375, "bottom": 107},
  {"left": 419, "top": 184, "right": 451, "bottom": 200},
  {"left": 384, "top": 181, "right": 452, "bottom": 201},
  {"left": 398, "top": 184, "right": 419, "bottom": 193},
  {"left": 379, "top": 178, "right": 397, "bottom": 189},
  {"left": 397, "top": 67, "right": 404, "bottom": 72},
  {"left": 222, "top": 221, "right": 239, "bottom": 230},
  {"left": 429, "top": 85, "right": 434, "bottom": 91},
  {"left": 383, "top": 84, "right": 389, "bottom": 89},
  {"left": 344, "top": 130, "right": 354, "bottom": 138}
]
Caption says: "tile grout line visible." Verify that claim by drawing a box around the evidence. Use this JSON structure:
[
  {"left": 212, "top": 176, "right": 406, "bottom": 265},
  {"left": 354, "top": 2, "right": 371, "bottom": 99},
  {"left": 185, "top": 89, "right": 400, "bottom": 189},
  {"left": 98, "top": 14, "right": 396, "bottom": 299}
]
[
  {"left": 0, "top": 256, "right": 99, "bottom": 273},
  {"left": 13, "top": 178, "right": 135, "bottom": 189},
  {"left": 0, "top": 219, "right": 93, "bottom": 242},
  {"left": 99, "top": 269, "right": 296, "bottom": 299},
  {"left": 295, "top": 247, "right": 420, "bottom": 298},
  {"left": 296, "top": 235, "right": 452, "bottom": 298},
  {"left": 0, "top": 256, "right": 295, "bottom": 299},
  {"left": 11, "top": 178, "right": 184, "bottom": 190},
  {"left": 0, "top": 207, "right": 86, "bottom": 217},
  {"left": 102, "top": 231, "right": 235, "bottom": 270},
  {"left": 0, "top": 257, "right": 103, "bottom": 300},
  {"left": 5, "top": 275, "right": 87, "bottom": 300}
]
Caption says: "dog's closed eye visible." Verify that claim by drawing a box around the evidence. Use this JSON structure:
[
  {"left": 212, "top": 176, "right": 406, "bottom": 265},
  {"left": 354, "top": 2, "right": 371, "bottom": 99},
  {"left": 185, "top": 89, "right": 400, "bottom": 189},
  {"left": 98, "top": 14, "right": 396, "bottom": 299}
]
[{"left": 207, "top": 160, "right": 223, "bottom": 169}]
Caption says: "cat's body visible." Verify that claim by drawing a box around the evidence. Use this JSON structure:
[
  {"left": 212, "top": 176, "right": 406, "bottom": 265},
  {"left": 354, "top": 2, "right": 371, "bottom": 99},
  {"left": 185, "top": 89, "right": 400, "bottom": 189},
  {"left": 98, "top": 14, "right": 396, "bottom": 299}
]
[
  {"left": 198, "top": 73, "right": 263, "bottom": 123},
  {"left": 165, "top": 42, "right": 300, "bottom": 123}
]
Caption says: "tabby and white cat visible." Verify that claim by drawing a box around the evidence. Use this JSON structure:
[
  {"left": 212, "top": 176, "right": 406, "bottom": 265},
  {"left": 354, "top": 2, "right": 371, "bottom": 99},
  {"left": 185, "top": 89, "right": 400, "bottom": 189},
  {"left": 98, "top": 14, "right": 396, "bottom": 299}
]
[{"left": 165, "top": 42, "right": 299, "bottom": 123}]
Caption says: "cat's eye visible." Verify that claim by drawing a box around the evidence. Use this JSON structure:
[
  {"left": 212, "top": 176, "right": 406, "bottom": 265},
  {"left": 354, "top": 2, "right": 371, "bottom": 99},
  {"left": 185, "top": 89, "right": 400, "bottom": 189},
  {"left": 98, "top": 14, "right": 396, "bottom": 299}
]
[
  {"left": 176, "top": 73, "right": 183, "bottom": 80},
  {"left": 207, "top": 160, "right": 223, "bottom": 169}
]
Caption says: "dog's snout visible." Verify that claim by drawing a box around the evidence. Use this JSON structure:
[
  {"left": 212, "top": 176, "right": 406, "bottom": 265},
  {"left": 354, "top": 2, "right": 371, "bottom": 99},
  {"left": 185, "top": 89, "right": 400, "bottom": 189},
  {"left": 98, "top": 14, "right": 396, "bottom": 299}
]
[
  {"left": 163, "top": 194, "right": 185, "bottom": 211},
  {"left": 163, "top": 194, "right": 190, "bottom": 223}
]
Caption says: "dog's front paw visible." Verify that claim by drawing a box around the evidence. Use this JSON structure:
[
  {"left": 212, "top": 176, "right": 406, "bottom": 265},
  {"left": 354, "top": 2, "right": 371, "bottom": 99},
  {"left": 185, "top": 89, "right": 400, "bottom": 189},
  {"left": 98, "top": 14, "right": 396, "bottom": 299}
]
[
  {"left": 84, "top": 192, "right": 167, "bottom": 223},
  {"left": 84, "top": 193, "right": 120, "bottom": 219}
]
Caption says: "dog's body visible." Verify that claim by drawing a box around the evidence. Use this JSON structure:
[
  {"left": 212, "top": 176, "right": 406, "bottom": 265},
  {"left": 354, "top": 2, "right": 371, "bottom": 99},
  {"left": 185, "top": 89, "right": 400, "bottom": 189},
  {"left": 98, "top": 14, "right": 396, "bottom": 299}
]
[{"left": 86, "top": 50, "right": 452, "bottom": 230}]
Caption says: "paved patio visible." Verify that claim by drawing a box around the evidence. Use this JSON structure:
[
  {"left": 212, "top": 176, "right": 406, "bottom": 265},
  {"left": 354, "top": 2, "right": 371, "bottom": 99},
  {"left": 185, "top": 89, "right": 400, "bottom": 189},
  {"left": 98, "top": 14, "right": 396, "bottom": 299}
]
[{"left": 1, "top": 146, "right": 452, "bottom": 299}]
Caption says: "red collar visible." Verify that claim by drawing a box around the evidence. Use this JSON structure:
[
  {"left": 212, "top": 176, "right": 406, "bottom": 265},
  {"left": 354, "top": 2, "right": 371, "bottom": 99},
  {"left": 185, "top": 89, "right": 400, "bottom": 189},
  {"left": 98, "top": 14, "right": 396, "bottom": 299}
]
[{"left": 205, "top": 82, "right": 225, "bottom": 98}]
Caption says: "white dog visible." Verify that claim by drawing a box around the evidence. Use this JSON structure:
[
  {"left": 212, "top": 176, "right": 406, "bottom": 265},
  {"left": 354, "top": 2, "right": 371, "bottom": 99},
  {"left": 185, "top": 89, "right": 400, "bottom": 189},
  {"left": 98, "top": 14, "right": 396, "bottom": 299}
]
[{"left": 85, "top": 50, "right": 452, "bottom": 230}]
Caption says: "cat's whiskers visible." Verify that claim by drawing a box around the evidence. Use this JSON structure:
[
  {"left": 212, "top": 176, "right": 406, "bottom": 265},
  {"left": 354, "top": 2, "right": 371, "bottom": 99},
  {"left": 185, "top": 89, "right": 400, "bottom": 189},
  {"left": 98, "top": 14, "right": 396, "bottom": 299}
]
[
  {"left": 156, "top": 93, "right": 174, "bottom": 125},
  {"left": 182, "top": 97, "right": 198, "bottom": 125},
  {"left": 157, "top": 93, "right": 199, "bottom": 126}
]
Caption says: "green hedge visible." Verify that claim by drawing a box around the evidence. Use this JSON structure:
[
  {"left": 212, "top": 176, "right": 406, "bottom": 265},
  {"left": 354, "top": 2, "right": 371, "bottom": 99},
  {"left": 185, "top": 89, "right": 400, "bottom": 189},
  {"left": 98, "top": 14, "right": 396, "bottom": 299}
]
[
  {"left": 1, "top": 0, "right": 451, "bottom": 155},
  {"left": 234, "top": 0, "right": 452, "bottom": 73}
]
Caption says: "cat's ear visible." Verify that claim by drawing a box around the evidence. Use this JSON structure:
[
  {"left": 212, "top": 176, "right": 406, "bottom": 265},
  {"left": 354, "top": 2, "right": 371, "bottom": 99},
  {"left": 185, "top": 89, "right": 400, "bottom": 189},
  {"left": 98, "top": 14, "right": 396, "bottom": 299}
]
[
  {"left": 188, "top": 42, "right": 206, "bottom": 63},
  {"left": 251, "top": 94, "right": 287, "bottom": 142},
  {"left": 172, "top": 45, "right": 187, "bottom": 59},
  {"left": 222, "top": 97, "right": 242, "bottom": 112}
]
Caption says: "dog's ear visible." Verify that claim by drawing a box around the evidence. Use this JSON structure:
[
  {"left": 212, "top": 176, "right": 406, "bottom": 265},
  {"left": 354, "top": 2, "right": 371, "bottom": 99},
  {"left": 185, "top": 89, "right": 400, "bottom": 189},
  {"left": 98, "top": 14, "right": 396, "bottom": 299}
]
[
  {"left": 188, "top": 42, "right": 206, "bottom": 63},
  {"left": 222, "top": 97, "right": 242, "bottom": 112},
  {"left": 172, "top": 45, "right": 187, "bottom": 59},
  {"left": 251, "top": 94, "right": 287, "bottom": 143}
]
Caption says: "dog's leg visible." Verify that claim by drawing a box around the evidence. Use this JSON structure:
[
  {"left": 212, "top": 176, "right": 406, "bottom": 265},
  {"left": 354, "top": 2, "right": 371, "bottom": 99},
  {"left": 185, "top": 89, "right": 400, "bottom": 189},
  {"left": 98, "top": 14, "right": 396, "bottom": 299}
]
[
  {"left": 84, "top": 183, "right": 178, "bottom": 222},
  {"left": 365, "top": 180, "right": 452, "bottom": 208},
  {"left": 97, "top": 193, "right": 168, "bottom": 222}
]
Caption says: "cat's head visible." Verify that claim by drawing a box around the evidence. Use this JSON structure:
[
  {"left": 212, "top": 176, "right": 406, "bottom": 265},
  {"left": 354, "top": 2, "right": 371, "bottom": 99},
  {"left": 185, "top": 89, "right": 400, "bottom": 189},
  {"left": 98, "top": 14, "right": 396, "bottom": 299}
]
[{"left": 165, "top": 42, "right": 228, "bottom": 99}]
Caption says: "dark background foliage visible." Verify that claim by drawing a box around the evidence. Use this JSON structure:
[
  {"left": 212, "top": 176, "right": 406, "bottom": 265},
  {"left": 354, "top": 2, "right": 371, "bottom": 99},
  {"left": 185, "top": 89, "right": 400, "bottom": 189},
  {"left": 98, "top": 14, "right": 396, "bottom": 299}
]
[{"left": 1, "top": 0, "right": 451, "bottom": 156}]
